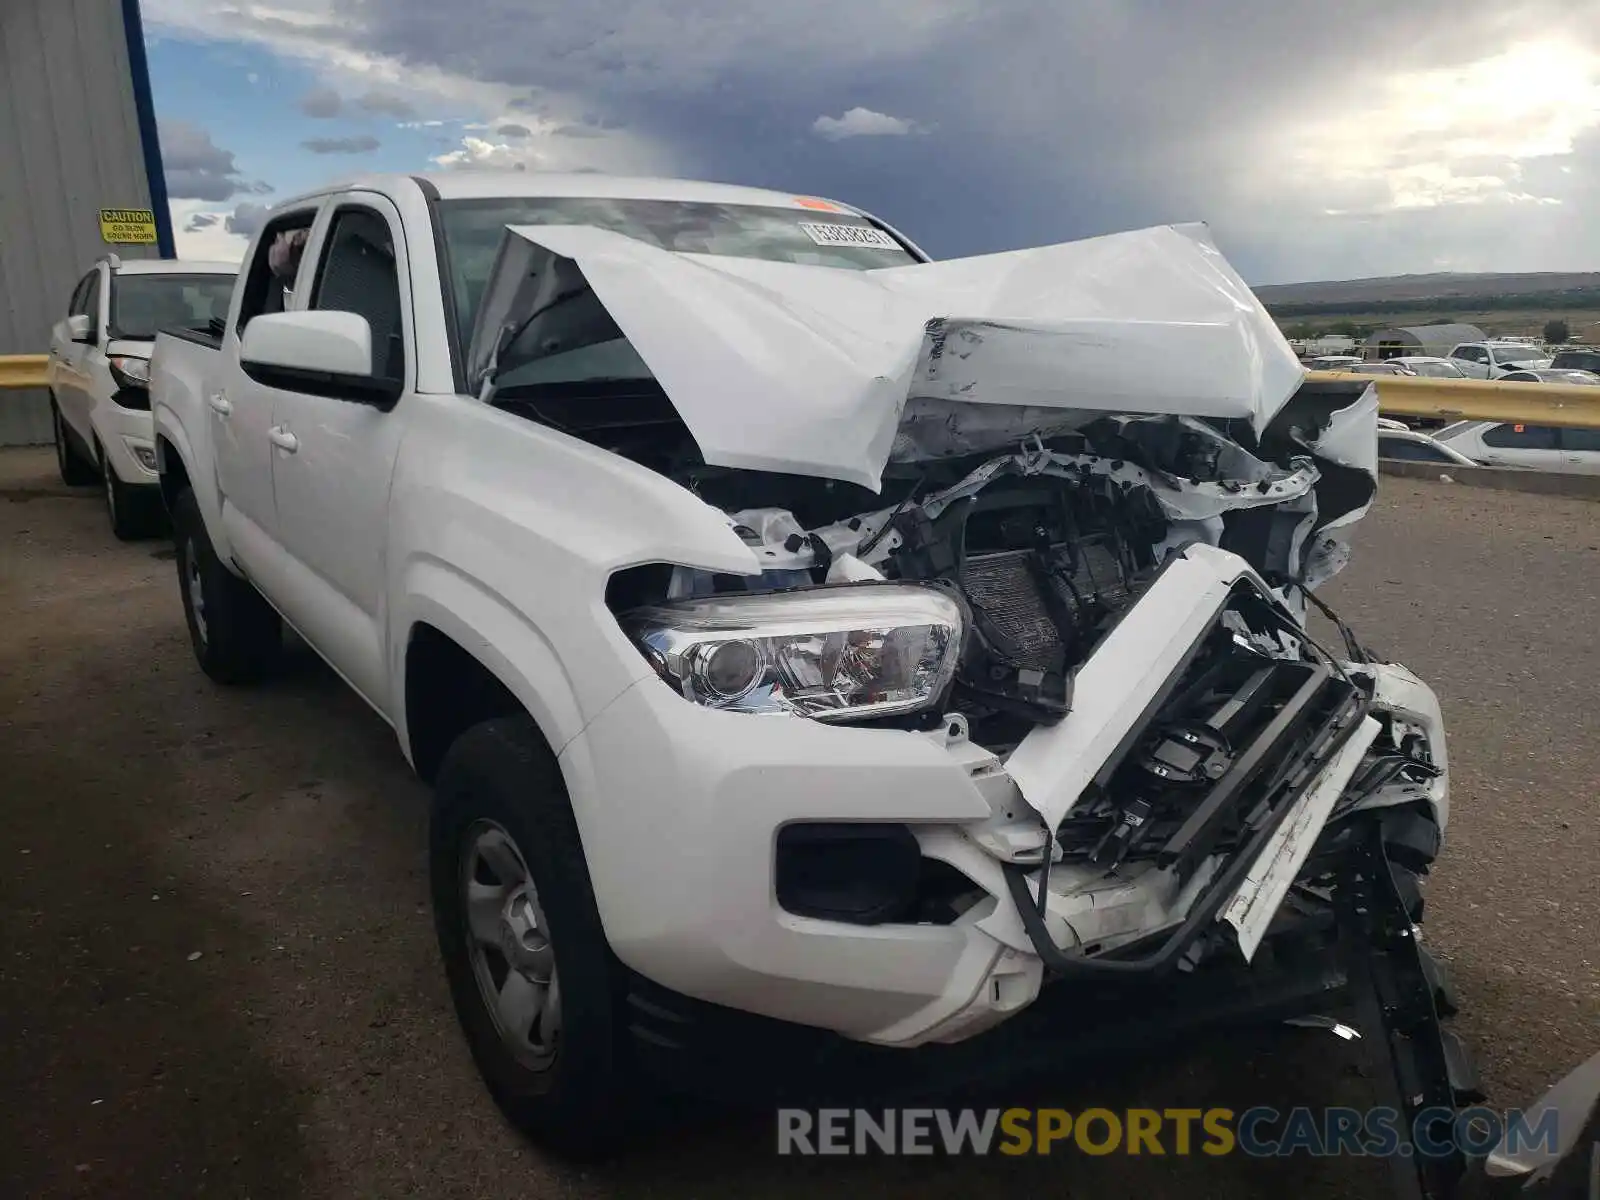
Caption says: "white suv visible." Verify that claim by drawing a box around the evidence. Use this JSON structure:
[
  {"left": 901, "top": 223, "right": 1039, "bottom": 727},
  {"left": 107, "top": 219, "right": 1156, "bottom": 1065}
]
[
  {"left": 1446, "top": 340, "right": 1552, "bottom": 379},
  {"left": 48, "top": 255, "right": 236, "bottom": 538}
]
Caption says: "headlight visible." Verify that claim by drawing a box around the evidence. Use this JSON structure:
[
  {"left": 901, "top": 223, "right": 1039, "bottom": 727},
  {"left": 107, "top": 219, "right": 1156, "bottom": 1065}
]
[
  {"left": 623, "top": 584, "right": 965, "bottom": 721},
  {"left": 108, "top": 355, "right": 151, "bottom": 388}
]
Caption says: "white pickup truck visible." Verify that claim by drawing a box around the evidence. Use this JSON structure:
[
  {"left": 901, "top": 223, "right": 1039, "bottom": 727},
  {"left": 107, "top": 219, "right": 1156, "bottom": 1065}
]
[{"left": 151, "top": 171, "right": 1458, "bottom": 1157}]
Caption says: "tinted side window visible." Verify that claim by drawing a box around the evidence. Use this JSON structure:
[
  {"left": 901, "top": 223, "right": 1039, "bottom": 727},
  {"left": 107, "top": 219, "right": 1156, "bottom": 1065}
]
[
  {"left": 310, "top": 207, "right": 405, "bottom": 381},
  {"left": 1481, "top": 423, "right": 1559, "bottom": 450},
  {"left": 237, "top": 210, "right": 318, "bottom": 333},
  {"left": 1378, "top": 437, "right": 1454, "bottom": 463},
  {"left": 67, "top": 272, "right": 93, "bottom": 316},
  {"left": 1560, "top": 428, "right": 1600, "bottom": 453},
  {"left": 82, "top": 272, "right": 101, "bottom": 329}
]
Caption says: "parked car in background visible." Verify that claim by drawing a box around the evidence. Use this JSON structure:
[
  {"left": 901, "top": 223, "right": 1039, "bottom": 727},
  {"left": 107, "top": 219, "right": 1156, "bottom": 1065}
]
[
  {"left": 1304, "top": 354, "right": 1364, "bottom": 370},
  {"left": 1447, "top": 341, "right": 1553, "bottom": 379},
  {"left": 48, "top": 255, "right": 238, "bottom": 538},
  {"left": 1376, "top": 417, "right": 1480, "bottom": 466},
  {"left": 1386, "top": 356, "right": 1468, "bottom": 379},
  {"left": 1331, "top": 360, "right": 1408, "bottom": 375},
  {"left": 1435, "top": 420, "right": 1600, "bottom": 473},
  {"left": 1496, "top": 368, "right": 1600, "bottom": 386},
  {"left": 1548, "top": 348, "right": 1600, "bottom": 374}
]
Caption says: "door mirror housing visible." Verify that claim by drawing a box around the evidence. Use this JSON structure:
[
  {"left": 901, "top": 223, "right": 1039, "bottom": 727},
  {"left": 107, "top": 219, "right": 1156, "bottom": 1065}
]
[
  {"left": 65, "top": 314, "right": 94, "bottom": 344},
  {"left": 239, "top": 310, "right": 399, "bottom": 408}
]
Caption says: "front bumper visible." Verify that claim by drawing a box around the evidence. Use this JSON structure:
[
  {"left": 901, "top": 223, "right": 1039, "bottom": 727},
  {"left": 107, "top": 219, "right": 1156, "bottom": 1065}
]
[
  {"left": 560, "top": 548, "right": 1448, "bottom": 1050},
  {"left": 92, "top": 400, "right": 158, "bottom": 485}
]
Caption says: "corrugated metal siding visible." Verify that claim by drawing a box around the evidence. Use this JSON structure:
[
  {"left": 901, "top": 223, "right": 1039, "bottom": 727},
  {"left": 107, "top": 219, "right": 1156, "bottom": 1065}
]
[{"left": 0, "top": 0, "right": 155, "bottom": 445}]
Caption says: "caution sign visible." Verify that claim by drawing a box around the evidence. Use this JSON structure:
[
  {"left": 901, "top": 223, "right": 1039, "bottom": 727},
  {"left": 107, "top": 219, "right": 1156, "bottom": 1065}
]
[{"left": 99, "top": 208, "right": 158, "bottom": 245}]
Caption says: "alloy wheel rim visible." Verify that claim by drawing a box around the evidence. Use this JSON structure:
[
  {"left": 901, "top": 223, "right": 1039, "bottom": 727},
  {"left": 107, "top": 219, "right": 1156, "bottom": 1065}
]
[
  {"left": 460, "top": 819, "right": 561, "bottom": 1069},
  {"left": 184, "top": 539, "right": 207, "bottom": 646}
]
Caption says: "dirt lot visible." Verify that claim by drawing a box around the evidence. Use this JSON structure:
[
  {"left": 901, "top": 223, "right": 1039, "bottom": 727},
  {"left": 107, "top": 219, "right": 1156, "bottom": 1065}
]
[{"left": 3, "top": 445, "right": 1597, "bottom": 1199}]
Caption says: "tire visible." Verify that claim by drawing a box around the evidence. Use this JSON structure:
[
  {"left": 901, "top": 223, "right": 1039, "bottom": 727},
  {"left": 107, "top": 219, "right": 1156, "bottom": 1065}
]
[
  {"left": 170, "top": 487, "right": 282, "bottom": 683},
  {"left": 100, "top": 441, "right": 162, "bottom": 541},
  {"left": 431, "top": 717, "right": 634, "bottom": 1160},
  {"left": 51, "top": 399, "right": 96, "bottom": 486}
]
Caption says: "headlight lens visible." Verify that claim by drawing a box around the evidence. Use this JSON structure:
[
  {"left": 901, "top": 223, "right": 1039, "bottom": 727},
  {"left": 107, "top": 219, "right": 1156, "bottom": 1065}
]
[
  {"left": 108, "top": 355, "right": 151, "bottom": 388},
  {"left": 623, "top": 584, "right": 965, "bottom": 721}
]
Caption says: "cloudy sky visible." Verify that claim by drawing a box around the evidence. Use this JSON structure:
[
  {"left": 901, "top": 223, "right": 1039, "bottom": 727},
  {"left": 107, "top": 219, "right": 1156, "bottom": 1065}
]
[{"left": 143, "top": 0, "right": 1600, "bottom": 285}]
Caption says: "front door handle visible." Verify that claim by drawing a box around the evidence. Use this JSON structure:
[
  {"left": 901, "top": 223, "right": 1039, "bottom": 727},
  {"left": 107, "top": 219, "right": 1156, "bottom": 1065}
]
[
  {"left": 207, "top": 393, "right": 232, "bottom": 416},
  {"left": 268, "top": 425, "right": 299, "bottom": 454}
]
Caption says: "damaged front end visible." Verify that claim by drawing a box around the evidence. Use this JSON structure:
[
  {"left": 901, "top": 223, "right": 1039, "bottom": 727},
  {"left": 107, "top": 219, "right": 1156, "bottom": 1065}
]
[
  {"left": 610, "top": 396, "right": 1447, "bottom": 989},
  {"left": 471, "top": 218, "right": 1449, "bottom": 1038}
]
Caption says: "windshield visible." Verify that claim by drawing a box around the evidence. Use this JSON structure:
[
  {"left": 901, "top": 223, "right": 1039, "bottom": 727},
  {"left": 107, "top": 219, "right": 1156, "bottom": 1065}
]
[
  {"left": 1490, "top": 344, "right": 1545, "bottom": 362},
  {"left": 438, "top": 196, "right": 919, "bottom": 346},
  {"left": 109, "top": 274, "right": 234, "bottom": 340},
  {"left": 1409, "top": 361, "right": 1465, "bottom": 378}
]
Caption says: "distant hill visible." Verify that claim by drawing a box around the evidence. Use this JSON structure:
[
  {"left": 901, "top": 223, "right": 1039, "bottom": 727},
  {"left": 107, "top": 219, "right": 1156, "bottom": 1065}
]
[
  {"left": 1256, "top": 271, "right": 1600, "bottom": 305},
  {"left": 1256, "top": 272, "right": 1600, "bottom": 318}
]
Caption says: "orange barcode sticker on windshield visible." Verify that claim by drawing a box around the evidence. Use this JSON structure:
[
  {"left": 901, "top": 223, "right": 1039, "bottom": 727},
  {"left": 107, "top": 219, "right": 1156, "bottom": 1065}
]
[{"left": 793, "top": 196, "right": 843, "bottom": 211}]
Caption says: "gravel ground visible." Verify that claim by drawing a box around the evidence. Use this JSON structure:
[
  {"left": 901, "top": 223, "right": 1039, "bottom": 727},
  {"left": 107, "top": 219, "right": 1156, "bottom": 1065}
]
[{"left": 2, "top": 445, "right": 1597, "bottom": 1199}]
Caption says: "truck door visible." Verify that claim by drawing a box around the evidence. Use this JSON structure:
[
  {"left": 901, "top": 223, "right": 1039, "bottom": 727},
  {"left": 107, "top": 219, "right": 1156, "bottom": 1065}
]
[
  {"left": 265, "top": 196, "right": 412, "bottom": 709},
  {"left": 1449, "top": 345, "right": 1489, "bottom": 378},
  {"left": 214, "top": 205, "right": 324, "bottom": 587}
]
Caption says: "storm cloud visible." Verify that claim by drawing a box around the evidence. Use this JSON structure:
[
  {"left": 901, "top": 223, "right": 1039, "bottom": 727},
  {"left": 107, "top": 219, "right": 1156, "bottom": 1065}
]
[
  {"left": 298, "top": 85, "right": 343, "bottom": 118},
  {"left": 147, "top": 0, "right": 1600, "bottom": 280},
  {"left": 160, "top": 119, "right": 271, "bottom": 202}
]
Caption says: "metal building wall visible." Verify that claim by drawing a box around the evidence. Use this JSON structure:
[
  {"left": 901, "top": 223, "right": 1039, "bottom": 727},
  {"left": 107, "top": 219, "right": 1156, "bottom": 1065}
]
[{"left": 0, "top": 0, "right": 165, "bottom": 445}]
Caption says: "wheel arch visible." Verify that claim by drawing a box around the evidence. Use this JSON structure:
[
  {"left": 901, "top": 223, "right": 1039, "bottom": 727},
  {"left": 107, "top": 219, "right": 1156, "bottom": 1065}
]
[{"left": 396, "top": 564, "right": 589, "bottom": 786}]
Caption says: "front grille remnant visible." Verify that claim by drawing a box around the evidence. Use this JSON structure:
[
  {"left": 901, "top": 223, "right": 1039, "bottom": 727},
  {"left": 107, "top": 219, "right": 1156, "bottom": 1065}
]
[{"left": 962, "top": 551, "right": 1063, "bottom": 674}]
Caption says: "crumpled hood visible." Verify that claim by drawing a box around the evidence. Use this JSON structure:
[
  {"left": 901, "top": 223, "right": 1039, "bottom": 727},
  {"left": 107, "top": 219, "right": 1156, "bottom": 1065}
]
[{"left": 469, "top": 221, "right": 1305, "bottom": 492}]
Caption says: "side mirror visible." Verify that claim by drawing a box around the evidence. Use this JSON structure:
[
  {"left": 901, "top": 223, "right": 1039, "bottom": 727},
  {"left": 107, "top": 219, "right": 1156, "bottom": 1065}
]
[
  {"left": 66, "top": 314, "right": 94, "bottom": 344},
  {"left": 239, "top": 310, "right": 399, "bottom": 408}
]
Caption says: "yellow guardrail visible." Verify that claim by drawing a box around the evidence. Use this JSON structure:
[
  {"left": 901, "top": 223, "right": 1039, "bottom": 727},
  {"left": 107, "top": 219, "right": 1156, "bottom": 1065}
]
[
  {"left": 0, "top": 355, "right": 49, "bottom": 390},
  {"left": 1307, "top": 371, "right": 1600, "bottom": 429},
  {"left": 4, "top": 352, "right": 1596, "bottom": 430}
]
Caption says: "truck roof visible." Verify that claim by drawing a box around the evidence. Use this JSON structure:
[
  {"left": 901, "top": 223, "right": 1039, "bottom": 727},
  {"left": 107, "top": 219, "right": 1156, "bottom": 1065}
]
[{"left": 275, "top": 170, "right": 865, "bottom": 214}]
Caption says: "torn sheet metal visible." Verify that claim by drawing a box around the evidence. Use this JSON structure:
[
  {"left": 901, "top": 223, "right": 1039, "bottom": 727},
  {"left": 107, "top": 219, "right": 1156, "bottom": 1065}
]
[{"left": 469, "top": 221, "right": 1306, "bottom": 491}]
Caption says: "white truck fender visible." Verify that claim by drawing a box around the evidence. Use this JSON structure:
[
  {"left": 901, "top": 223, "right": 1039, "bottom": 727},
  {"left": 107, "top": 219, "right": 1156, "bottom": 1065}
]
[{"left": 391, "top": 561, "right": 597, "bottom": 763}]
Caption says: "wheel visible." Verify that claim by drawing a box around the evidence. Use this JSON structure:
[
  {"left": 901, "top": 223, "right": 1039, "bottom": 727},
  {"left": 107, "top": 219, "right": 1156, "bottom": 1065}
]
[
  {"left": 51, "top": 399, "right": 96, "bottom": 486},
  {"left": 99, "top": 441, "right": 162, "bottom": 541},
  {"left": 431, "top": 717, "right": 634, "bottom": 1159},
  {"left": 170, "top": 487, "right": 282, "bottom": 683}
]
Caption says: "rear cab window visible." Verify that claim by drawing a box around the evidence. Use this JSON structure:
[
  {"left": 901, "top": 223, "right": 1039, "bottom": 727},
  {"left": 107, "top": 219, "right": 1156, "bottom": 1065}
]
[{"left": 307, "top": 205, "right": 408, "bottom": 385}]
